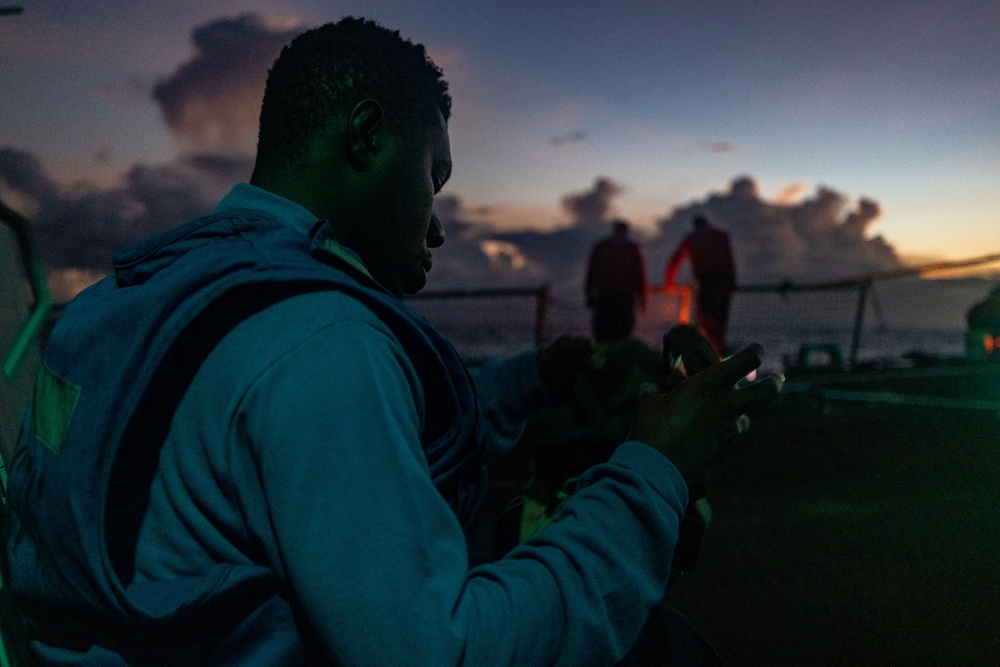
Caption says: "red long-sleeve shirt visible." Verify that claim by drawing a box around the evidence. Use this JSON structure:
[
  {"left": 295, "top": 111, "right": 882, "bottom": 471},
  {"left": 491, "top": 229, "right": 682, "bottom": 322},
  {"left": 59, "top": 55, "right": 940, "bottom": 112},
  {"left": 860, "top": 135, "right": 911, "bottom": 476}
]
[{"left": 665, "top": 227, "right": 735, "bottom": 286}]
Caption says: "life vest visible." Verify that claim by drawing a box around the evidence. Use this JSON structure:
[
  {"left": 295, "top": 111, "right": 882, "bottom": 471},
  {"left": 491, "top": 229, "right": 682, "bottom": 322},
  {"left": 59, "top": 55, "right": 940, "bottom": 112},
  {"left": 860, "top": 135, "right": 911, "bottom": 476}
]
[{"left": 4, "top": 210, "right": 485, "bottom": 665}]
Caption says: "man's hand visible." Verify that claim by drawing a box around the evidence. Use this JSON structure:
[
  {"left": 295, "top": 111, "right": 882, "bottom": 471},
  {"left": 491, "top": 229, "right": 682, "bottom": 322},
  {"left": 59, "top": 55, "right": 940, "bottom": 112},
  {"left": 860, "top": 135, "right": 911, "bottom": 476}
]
[
  {"left": 537, "top": 336, "right": 595, "bottom": 404},
  {"left": 631, "top": 344, "right": 783, "bottom": 483},
  {"left": 663, "top": 324, "right": 720, "bottom": 377}
]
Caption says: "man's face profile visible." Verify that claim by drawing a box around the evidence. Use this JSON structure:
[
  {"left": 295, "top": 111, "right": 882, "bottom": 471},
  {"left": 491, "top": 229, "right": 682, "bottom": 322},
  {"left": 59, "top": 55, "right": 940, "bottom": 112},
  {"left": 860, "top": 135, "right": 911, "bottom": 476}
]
[{"left": 360, "top": 109, "right": 452, "bottom": 297}]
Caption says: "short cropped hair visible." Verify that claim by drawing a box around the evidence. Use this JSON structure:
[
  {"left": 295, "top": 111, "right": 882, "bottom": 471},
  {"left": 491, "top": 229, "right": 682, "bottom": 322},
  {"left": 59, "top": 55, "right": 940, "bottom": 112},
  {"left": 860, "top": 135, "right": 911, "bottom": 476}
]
[{"left": 254, "top": 17, "right": 451, "bottom": 175}]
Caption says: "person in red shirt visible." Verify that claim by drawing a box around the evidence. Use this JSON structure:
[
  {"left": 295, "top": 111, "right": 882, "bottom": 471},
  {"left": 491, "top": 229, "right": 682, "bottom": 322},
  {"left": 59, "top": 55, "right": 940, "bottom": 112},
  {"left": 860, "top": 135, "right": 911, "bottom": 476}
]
[
  {"left": 665, "top": 215, "right": 736, "bottom": 355},
  {"left": 585, "top": 219, "right": 648, "bottom": 344}
]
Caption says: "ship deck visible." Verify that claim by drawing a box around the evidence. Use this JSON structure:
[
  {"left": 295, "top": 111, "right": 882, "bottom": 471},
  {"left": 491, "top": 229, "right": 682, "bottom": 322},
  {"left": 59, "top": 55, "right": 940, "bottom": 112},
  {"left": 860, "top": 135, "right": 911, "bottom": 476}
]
[{"left": 664, "top": 399, "right": 1000, "bottom": 665}]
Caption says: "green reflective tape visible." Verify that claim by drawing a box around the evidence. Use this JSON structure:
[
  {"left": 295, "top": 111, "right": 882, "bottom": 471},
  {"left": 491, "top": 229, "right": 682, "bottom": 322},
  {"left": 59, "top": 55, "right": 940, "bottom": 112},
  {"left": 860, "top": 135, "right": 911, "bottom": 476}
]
[
  {"left": 32, "top": 363, "right": 81, "bottom": 455},
  {"left": 323, "top": 238, "right": 371, "bottom": 276}
]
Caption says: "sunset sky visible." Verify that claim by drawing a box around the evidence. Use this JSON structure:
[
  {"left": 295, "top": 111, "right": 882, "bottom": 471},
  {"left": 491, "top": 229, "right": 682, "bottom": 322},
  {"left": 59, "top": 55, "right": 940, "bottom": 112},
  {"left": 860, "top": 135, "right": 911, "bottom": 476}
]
[{"left": 1, "top": 0, "right": 998, "bottom": 300}]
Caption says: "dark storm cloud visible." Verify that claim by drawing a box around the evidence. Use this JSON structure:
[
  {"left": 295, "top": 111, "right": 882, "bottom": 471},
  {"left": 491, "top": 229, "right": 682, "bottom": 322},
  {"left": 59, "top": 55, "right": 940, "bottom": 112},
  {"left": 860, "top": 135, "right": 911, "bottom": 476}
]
[
  {"left": 503, "top": 177, "right": 625, "bottom": 294},
  {"left": 488, "top": 226, "right": 600, "bottom": 296},
  {"left": 429, "top": 194, "right": 491, "bottom": 283},
  {"left": 0, "top": 146, "right": 213, "bottom": 270},
  {"left": 0, "top": 147, "right": 58, "bottom": 203},
  {"left": 0, "top": 14, "right": 294, "bottom": 275},
  {"left": 428, "top": 175, "right": 900, "bottom": 301},
  {"left": 431, "top": 179, "right": 628, "bottom": 296},
  {"left": 182, "top": 153, "right": 256, "bottom": 182},
  {"left": 3, "top": 128, "right": 900, "bottom": 306},
  {"left": 153, "top": 13, "right": 302, "bottom": 151},
  {"left": 431, "top": 195, "right": 549, "bottom": 286},
  {"left": 645, "top": 176, "right": 899, "bottom": 284},
  {"left": 93, "top": 148, "right": 114, "bottom": 165},
  {"left": 559, "top": 177, "right": 623, "bottom": 229},
  {"left": 434, "top": 194, "right": 477, "bottom": 237}
]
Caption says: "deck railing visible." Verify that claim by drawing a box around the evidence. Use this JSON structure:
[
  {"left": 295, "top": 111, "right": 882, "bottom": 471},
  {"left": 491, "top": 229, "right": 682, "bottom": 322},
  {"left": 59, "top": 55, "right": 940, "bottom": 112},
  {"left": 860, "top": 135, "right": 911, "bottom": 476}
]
[
  {"left": 406, "top": 286, "right": 552, "bottom": 346},
  {"left": 406, "top": 253, "right": 1000, "bottom": 367},
  {"left": 0, "top": 200, "right": 51, "bottom": 380}
]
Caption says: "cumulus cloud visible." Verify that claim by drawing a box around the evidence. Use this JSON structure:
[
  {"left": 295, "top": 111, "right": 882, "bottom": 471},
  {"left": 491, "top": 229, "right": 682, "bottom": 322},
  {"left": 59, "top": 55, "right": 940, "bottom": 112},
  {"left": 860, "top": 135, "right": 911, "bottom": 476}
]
[
  {"left": 0, "top": 146, "right": 214, "bottom": 275},
  {"left": 0, "top": 148, "right": 58, "bottom": 204},
  {"left": 153, "top": 12, "right": 302, "bottom": 153},
  {"left": 44, "top": 268, "right": 111, "bottom": 304},
  {"left": 499, "top": 178, "right": 628, "bottom": 295},
  {"left": 181, "top": 153, "right": 256, "bottom": 184},
  {"left": 2, "top": 119, "right": 900, "bottom": 308},
  {"left": 775, "top": 182, "right": 809, "bottom": 205},
  {"left": 428, "top": 179, "right": 629, "bottom": 298},
  {"left": 426, "top": 175, "right": 900, "bottom": 306},
  {"left": 0, "top": 12, "right": 299, "bottom": 299},
  {"left": 559, "top": 177, "right": 623, "bottom": 230},
  {"left": 2, "top": 11, "right": 904, "bottom": 308},
  {"left": 645, "top": 176, "right": 899, "bottom": 284},
  {"left": 430, "top": 194, "right": 549, "bottom": 287}
]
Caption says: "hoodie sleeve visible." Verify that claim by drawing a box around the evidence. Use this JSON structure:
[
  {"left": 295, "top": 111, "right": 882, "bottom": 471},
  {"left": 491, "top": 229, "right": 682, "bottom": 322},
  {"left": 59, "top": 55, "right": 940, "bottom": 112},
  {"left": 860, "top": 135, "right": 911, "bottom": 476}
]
[
  {"left": 469, "top": 349, "right": 552, "bottom": 463},
  {"left": 241, "top": 316, "right": 687, "bottom": 667}
]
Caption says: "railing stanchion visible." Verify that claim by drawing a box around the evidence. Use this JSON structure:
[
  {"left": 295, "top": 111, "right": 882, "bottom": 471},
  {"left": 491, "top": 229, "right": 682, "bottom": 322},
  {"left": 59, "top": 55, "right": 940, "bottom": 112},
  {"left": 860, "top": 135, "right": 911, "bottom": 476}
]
[
  {"left": 849, "top": 280, "right": 870, "bottom": 367},
  {"left": 534, "top": 285, "right": 549, "bottom": 345}
]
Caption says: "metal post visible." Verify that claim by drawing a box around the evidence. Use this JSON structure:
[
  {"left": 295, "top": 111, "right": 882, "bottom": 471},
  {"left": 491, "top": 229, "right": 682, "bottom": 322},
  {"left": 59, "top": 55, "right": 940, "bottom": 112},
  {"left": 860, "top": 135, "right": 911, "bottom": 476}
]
[
  {"left": 0, "top": 200, "right": 52, "bottom": 379},
  {"left": 849, "top": 280, "right": 870, "bottom": 367},
  {"left": 533, "top": 285, "right": 549, "bottom": 345}
]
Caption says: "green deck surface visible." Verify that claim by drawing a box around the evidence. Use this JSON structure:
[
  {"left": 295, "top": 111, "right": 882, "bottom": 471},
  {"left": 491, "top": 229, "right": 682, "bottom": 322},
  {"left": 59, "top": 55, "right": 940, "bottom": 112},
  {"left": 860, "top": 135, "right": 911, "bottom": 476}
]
[{"left": 665, "top": 404, "right": 1000, "bottom": 665}]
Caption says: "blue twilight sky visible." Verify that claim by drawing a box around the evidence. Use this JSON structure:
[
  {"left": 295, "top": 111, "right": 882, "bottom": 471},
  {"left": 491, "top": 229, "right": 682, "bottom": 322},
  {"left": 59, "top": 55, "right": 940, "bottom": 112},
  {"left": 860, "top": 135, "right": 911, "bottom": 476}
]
[{"left": 1, "top": 0, "right": 998, "bottom": 299}]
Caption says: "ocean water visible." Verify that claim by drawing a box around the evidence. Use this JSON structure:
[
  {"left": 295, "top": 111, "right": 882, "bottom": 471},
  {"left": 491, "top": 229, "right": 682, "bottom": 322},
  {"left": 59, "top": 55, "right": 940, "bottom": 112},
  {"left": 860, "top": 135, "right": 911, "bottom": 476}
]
[{"left": 407, "top": 285, "right": 972, "bottom": 372}]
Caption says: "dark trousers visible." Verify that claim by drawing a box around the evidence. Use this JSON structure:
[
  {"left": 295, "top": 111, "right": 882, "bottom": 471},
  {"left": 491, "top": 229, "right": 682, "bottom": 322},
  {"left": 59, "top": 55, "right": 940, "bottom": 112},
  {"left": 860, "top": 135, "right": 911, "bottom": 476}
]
[
  {"left": 695, "top": 276, "right": 734, "bottom": 355},
  {"left": 592, "top": 292, "right": 637, "bottom": 343}
]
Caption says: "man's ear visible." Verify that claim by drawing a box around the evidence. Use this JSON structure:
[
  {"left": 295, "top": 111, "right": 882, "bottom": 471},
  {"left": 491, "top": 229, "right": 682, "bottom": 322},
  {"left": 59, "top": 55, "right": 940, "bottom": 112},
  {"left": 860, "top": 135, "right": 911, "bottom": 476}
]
[{"left": 346, "top": 100, "right": 385, "bottom": 171}]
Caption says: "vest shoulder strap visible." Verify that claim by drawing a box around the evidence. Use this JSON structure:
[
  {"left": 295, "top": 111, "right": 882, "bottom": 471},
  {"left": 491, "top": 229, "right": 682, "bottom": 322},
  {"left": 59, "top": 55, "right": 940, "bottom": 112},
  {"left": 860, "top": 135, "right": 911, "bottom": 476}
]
[{"left": 106, "top": 279, "right": 338, "bottom": 582}]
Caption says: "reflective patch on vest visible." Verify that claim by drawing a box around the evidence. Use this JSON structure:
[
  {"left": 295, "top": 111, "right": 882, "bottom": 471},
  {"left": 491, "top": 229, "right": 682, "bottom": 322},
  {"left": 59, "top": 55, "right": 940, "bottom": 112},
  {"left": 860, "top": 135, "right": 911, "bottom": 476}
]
[
  {"left": 32, "top": 363, "right": 81, "bottom": 455},
  {"left": 322, "top": 237, "right": 371, "bottom": 276}
]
